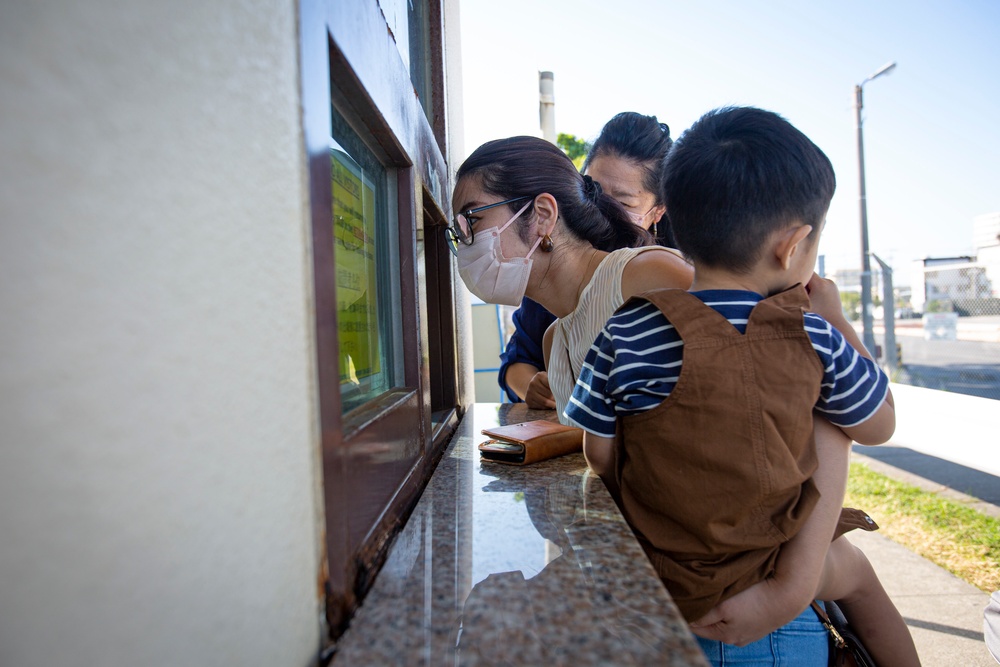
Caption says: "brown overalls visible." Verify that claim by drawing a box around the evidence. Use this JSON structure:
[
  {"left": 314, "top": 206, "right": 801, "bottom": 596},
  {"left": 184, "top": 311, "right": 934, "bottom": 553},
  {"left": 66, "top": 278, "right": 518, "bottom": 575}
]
[{"left": 614, "top": 285, "right": 824, "bottom": 622}]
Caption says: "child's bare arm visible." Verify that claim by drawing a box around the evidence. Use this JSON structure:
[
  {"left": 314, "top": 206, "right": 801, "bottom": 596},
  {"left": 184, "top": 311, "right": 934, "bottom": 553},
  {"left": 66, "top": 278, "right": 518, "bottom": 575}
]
[
  {"left": 689, "top": 417, "right": 851, "bottom": 645},
  {"left": 769, "top": 416, "right": 851, "bottom": 604},
  {"left": 582, "top": 432, "right": 619, "bottom": 500},
  {"left": 839, "top": 400, "right": 894, "bottom": 445}
]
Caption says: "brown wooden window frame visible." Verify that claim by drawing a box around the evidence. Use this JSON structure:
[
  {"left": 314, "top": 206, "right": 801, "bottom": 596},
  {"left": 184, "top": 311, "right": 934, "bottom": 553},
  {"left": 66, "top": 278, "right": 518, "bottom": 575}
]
[{"left": 299, "top": 0, "right": 460, "bottom": 648}]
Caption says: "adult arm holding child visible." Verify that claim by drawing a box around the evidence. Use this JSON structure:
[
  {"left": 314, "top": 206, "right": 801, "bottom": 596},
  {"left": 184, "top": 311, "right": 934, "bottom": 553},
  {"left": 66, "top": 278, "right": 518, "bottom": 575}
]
[
  {"left": 690, "top": 275, "right": 915, "bottom": 666},
  {"left": 687, "top": 415, "right": 852, "bottom": 645}
]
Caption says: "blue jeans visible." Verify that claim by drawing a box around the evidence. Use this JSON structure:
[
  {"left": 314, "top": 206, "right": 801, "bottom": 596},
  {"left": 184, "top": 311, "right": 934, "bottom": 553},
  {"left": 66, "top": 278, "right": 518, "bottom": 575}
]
[{"left": 696, "top": 604, "right": 829, "bottom": 666}]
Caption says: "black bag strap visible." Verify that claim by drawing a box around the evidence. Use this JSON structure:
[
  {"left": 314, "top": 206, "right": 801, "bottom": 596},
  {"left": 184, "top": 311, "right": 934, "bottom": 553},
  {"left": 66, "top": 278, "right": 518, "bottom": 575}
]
[
  {"left": 811, "top": 600, "right": 878, "bottom": 667},
  {"left": 811, "top": 600, "right": 848, "bottom": 649}
]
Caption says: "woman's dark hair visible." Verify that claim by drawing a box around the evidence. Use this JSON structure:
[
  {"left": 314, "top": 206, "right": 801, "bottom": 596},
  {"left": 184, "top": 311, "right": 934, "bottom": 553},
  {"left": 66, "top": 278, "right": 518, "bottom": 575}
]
[
  {"left": 456, "top": 136, "right": 652, "bottom": 252},
  {"left": 582, "top": 112, "right": 676, "bottom": 247},
  {"left": 661, "top": 106, "right": 836, "bottom": 273}
]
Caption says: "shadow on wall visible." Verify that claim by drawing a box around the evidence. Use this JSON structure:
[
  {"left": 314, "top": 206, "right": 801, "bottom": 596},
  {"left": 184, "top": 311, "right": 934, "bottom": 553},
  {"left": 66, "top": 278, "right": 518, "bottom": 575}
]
[{"left": 852, "top": 444, "right": 1000, "bottom": 507}]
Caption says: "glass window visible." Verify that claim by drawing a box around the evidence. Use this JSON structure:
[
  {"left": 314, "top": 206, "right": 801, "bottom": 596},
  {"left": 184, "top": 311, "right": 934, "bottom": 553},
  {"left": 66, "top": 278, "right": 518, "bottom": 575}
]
[
  {"left": 407, "top": 0, "right": 434, "bottom": 121},
  {"left": 330, "top": 108, "right": 404, "bottom": 415},
  {"left": 378, "top": 0, "right": 434, "bottom": 123}
]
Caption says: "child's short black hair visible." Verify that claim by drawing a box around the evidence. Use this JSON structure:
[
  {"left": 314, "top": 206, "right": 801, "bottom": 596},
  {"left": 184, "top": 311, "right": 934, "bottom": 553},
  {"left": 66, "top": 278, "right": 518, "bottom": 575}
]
[{"left": 661, "top": 106, "right": 836, "bottom": 273}]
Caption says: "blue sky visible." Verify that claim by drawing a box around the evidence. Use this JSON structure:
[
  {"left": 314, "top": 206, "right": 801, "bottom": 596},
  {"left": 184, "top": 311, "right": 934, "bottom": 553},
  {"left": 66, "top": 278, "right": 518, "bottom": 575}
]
[{"left": 458, "top": 0, "right": 1000, "bottom": 284}]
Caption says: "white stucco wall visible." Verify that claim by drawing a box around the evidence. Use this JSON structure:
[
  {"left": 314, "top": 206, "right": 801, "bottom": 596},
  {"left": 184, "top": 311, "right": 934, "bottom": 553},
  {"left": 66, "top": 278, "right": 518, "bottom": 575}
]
[
  {"left": 888, "top": 384, "right": 1000, "bottom": 478},
  {"left": 0, "top": 2, "right": 322, "bottom": 666}
]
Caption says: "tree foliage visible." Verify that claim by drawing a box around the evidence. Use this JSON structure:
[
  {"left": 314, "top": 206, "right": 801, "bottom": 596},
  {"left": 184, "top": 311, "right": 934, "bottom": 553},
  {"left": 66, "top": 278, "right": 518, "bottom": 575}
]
[
  {"left": 840, "top": 291, "right": 861, "bottom": 321},
  {"left": 557, "top": 133, "right": 591, "bottom": 170}
]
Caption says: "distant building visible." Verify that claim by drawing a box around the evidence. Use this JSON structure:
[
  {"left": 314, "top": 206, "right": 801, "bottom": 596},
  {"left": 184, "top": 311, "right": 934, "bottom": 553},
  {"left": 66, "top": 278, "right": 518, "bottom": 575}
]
[
  {"left": 907, "top": 212, "right": 1000, "bottom": 313},
  {"left": 975, "top": 212, "right": 1000, "bottom": 299},
  {"left": 910, "top": 256, "right": 982, "bottom": 312},
  {"left": 831, "top": 267, "right": 862, "bottom": 293}
]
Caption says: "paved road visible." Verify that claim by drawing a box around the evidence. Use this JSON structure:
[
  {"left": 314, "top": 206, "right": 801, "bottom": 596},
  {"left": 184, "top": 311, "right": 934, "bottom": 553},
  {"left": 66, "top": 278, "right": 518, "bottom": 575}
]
[
  {"left": 856, "top": 316, "right": 1000, "bottom": 401},
  {"left": 881, "top": 334, "right": 1000, "bottom": 401}
]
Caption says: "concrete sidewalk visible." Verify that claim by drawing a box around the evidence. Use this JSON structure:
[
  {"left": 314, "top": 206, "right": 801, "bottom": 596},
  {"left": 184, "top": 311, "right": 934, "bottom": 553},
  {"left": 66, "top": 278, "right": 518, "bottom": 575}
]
[
  {"left": 851, "top": 451, "right": 997, "bottom": 666},
  {"left": 846, "top": 382, "right": 1000, "bottom": 664}
]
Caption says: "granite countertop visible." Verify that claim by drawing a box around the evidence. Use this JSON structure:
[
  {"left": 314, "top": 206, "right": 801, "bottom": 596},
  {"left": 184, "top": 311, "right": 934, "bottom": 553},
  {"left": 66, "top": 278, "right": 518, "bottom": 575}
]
[{"left": 333, "top": 403, "right": 708, "bottom": 666}]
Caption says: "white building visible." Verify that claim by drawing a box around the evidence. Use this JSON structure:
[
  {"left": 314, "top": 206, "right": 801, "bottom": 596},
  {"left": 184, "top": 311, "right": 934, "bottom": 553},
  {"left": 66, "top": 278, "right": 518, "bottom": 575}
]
[
  {"left": 909, "top": 212, "right": 1000, "bottom": 313},
  {"left": 974, "top": 212, "right": 1000, "bottom": 299},
  {"left": 910, "top": 256, "right": 985, "bottom": 312}
]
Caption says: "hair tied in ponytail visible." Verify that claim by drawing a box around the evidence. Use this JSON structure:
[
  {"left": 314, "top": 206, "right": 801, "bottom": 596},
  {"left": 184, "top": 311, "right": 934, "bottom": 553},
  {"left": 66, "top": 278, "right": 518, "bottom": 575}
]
[{"left": 582, "top": 174, "right": 603, "bottom": 203}]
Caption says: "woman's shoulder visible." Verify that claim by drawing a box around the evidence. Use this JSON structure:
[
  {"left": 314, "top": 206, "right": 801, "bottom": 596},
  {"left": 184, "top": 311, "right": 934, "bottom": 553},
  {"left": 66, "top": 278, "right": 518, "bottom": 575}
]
[
  {"left": 599, "top": 246, "right": 684, "bottom": 277},
  {"left": 626, "top": 245, "right": 685, "bottom": 262},
  {"left": 620, "top": 246, "right": 693, "bottom": 297}
]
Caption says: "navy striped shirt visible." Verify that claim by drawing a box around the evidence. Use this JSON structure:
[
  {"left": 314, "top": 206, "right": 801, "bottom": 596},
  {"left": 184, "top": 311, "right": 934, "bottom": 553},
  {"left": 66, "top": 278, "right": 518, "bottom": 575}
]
[{"left": 565, "top": 289, "right": 889, "bottom": 439}]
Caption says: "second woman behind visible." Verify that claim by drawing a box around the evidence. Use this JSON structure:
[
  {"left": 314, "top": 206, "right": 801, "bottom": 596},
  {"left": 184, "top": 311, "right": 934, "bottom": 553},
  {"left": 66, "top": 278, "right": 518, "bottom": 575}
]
[{"left": 497, "top": 112, "right": 678, "bottom": 407}]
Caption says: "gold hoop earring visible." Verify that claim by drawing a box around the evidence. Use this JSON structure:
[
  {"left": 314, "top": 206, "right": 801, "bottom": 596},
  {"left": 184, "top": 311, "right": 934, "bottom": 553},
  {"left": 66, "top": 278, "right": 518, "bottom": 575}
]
[{"left": 540, "top": 235, "right": 554, "bottom": 252}]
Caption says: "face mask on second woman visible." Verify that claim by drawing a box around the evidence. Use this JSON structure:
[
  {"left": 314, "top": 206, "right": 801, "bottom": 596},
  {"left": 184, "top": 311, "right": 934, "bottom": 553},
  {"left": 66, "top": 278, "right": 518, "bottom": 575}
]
[
  {"left": 627, "top": 207, "right": 658, "bottom": 229},
  {"left": 456, "top": 200, "right": 540, "bottom": 306}
]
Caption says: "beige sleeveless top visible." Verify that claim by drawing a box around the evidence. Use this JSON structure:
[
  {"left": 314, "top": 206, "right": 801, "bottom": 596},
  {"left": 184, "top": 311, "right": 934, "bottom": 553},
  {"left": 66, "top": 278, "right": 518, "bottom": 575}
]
[{"left": 549, "top": 246, "right": 684, "bottom": 423}]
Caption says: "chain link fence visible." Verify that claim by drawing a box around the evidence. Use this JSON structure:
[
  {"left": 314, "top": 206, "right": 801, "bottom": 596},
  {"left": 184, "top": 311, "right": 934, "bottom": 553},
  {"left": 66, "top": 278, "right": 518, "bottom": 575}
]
[{"left": 868, "top": 258, "right": 1000, "bottom": 401}]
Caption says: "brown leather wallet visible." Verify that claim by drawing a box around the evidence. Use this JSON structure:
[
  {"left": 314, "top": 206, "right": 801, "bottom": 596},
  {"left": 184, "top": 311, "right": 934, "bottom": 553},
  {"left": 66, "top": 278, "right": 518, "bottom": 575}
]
[{"left": 478, "top": 420, "right": 584, "bottom": 466}]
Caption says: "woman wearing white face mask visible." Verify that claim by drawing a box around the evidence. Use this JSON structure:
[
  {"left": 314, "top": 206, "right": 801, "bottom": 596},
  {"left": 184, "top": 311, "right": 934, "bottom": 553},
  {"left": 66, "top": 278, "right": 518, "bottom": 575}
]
[
  {"left": 496, "top": 113, "right": 678, "bottom": 409},
  {"left": 447, "top": 135, "right": 693, "bottom": 422}
]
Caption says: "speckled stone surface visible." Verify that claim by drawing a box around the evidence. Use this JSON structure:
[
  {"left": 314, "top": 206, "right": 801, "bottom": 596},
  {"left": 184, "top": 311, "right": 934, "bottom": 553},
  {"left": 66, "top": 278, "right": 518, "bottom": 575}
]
[{"left": 334, "top": 403, "right": 708, "bottom": 666}]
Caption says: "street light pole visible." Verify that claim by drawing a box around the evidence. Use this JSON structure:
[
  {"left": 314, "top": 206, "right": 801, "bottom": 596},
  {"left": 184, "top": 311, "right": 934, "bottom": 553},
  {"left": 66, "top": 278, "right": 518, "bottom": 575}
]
[{"left": 854, "top": 61, "right": 896, "bottom": 358}]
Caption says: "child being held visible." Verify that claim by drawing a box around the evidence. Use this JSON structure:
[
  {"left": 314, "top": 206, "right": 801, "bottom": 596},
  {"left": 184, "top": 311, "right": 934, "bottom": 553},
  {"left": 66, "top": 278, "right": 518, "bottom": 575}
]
[{"left": 565, "top": 106, "right": 919, "bottom": 665}]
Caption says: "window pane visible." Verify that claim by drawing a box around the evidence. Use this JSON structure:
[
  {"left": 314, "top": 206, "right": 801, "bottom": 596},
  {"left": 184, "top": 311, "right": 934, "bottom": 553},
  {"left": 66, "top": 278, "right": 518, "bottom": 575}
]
[
  {"left": 407, "top": 0, "right": 433, "bottom": 121},
  {"left": 330, "top": 109, "right": 403, "bottom": 415},
  {"left": 378, "top": 0, "right": 433, "bottom": 122}
]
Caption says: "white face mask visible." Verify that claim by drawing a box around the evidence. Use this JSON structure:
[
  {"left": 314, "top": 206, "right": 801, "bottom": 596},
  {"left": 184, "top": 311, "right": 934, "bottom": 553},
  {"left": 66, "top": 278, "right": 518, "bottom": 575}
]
[
  {"left": 627, "top": 207, "right": 655, "bottom": 229},
  {"left": 456, "top": 201, "right": 540, "bottom": 306}
]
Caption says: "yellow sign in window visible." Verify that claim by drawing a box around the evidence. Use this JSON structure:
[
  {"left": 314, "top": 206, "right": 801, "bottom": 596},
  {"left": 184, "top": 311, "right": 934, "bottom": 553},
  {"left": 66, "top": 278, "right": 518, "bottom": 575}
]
[{"left": 331, "top": 149, "right": 380, "bottom": 386}]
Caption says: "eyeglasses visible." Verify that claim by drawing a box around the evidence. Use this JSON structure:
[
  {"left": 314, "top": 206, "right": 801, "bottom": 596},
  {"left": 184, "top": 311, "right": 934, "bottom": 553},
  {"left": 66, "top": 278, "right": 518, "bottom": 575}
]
[{"left": 445, "top": 196, "right": 532, "bottom": 256}]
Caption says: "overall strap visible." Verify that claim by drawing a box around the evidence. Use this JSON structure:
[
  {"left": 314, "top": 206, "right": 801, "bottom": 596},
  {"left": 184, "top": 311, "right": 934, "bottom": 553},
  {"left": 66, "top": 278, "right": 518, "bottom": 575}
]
[
  {"left": 628, "top": 288, "right": 741, "bottom": 344},
  {"left": 746, "top": 283, "right": 811, "bottom": 334}
]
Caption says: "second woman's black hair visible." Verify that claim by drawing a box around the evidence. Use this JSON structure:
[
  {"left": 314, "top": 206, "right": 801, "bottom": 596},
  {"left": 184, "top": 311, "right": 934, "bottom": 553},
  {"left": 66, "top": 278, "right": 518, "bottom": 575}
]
[
  {"left": 583, "top": 111, "right": 675, "bottom": 246},
  {"left": 456, "top": 135, "right": 652, "bottom": 253}
]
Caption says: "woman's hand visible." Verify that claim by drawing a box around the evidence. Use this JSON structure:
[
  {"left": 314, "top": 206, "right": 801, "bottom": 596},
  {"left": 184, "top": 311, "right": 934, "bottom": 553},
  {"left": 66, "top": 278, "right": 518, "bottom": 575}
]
[
  {"left": 688, "top": 577, "right": 807, "bottom": 647},
  {"left": 504, "top": 362, "right": 554, "bottom": 408},
  {"left": 524, "top": 371, "right": 556, "bottom": 409}
]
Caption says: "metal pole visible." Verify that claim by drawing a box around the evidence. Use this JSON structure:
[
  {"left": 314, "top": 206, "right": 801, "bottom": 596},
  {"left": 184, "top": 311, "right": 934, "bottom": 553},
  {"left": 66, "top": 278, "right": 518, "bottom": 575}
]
[
  {"left": 539, "top": 71, "right": 556, "bottom": 143},
  {"left": 855, "top": 83, "right": 877, "bottom": 357},
  {"left": 872, "top": 253, "right": 897, "bottom": 376}
]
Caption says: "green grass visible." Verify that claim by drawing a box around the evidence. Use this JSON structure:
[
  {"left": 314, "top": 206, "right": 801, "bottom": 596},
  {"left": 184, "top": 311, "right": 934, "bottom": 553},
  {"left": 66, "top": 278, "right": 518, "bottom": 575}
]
[{"left": 845, "top": 461, "right": 1000, "bottom": 593}]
